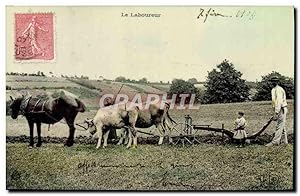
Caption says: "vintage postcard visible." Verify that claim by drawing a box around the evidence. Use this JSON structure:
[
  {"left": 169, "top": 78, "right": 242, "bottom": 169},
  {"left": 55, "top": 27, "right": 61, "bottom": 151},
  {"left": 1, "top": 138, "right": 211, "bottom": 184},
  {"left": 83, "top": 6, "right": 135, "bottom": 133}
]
[{"left": 6, "top": 6, "right": 295, "bottom": 191}]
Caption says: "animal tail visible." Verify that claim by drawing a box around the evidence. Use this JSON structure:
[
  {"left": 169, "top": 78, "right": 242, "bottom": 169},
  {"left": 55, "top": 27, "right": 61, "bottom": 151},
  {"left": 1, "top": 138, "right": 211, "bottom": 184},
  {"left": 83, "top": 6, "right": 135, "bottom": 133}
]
[
  {"left": 164, "top": 102, "right": 177, "bottom": 125},
  {"left": 162, "top": 118, "right": 167, "bottom": 131},
  {"left": 162, "top": 117, "right": 172, "bottom": 133},
  {"left": 75, "top": 98, "right": 86, "bottom": 113},
  {"left": 58, "top": 95, "right": 86, "bottom": 113}
]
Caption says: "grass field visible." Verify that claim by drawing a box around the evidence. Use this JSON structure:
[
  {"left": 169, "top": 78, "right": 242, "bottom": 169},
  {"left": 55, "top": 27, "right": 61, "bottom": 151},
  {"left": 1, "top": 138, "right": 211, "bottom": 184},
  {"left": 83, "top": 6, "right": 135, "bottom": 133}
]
[
  {"left": 5, "top": 75, "right": 295, "bottom": 191},
  {"left": 6, "top": 99, "right": 295, "bottom": 190},
  {"left": 6, "top": 143, "right": 294, "bottom": 190}
]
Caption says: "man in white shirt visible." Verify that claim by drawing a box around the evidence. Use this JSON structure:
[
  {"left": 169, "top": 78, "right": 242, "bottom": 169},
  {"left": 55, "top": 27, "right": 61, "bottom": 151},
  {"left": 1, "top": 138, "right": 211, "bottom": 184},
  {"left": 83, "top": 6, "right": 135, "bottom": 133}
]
[{"left": 266, "top": 76, "right": 288, "bottom": 146}]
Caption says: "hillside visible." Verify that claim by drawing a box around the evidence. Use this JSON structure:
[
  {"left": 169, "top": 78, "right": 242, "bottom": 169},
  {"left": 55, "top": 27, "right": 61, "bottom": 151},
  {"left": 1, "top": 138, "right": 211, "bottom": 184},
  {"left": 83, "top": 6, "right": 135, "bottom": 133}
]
[
  {"left": 6, "top": 75, "right": 260, "bottom": 109},
  {"left": 6, "top": 76, "right": 171, "bottom": 109}
]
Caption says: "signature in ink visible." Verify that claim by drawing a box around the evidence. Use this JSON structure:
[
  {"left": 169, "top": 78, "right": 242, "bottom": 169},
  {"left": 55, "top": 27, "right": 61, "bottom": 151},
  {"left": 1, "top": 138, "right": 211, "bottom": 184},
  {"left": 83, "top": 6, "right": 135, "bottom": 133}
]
[
  {"left": 76, "top": 159, "right": 145, "bottom": 174},
  {"left": 77, "top": 159, "right": 98, "bottom": 174},
  {"left": 197, "top": 8, "right": 232, "bottom": 23},
  {"left": 197, "top": 8, "right": 256, "bottom": 23}
]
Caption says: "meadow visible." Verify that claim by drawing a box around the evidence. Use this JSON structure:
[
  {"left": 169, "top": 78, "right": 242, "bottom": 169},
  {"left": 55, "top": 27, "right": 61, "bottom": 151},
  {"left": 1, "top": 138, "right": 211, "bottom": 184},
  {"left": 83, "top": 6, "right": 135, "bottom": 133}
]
[
  {"left": 6, "top": 100, "right": 295, "bottom": 191},
  {"left": 6, "top": 143, "right": 293, "bottom": 190},
  {"left": 6, "top": 75, "right": 295, "bottom": 191}
]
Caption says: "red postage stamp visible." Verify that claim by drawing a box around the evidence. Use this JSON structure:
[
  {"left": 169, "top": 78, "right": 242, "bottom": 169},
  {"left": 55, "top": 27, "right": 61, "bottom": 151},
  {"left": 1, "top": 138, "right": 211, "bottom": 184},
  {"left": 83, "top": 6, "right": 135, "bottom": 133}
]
[{"left": 15, "top": 13, "right": 54, "bottom": 61}]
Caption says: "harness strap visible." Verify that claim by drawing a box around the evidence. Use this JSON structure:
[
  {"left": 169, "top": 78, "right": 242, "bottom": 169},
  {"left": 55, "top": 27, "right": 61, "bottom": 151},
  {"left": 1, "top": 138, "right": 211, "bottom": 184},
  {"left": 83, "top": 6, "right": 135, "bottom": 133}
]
[
  {"left": 19, "top": 96, "right": 88, "bottom": 131},
  {"left": 30, "top": 99, "right": 48, "bottom": 113},
  {"left": 20, "top": 95, "right": 32, "bottom": 115},
  {"left": 32, "top": 99, "right": 41, "bottom": 112},
  {"left": 41, "top": 100, "right": 47, "bottom": 111}
]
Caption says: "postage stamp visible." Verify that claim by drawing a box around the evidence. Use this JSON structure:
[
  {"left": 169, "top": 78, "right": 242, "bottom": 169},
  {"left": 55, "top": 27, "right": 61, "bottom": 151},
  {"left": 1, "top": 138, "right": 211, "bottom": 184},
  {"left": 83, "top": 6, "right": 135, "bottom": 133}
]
[{"left": 14, "top": 13, "right": 54, "bottom": 61}]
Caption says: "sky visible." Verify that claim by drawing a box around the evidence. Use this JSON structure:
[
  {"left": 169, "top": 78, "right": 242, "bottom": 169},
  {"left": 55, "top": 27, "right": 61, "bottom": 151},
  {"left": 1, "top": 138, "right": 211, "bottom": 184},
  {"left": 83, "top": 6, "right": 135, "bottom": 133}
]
[{"left": 6, "top": 6, "right": 294, "bottom": 82}]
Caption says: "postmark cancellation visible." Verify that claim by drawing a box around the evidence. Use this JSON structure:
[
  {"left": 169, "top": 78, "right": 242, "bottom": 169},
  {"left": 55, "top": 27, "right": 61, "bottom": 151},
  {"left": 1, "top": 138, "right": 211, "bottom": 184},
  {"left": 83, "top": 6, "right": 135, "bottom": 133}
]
[{"left": 14, "top": 13, "right": 55, "bottom": 61}]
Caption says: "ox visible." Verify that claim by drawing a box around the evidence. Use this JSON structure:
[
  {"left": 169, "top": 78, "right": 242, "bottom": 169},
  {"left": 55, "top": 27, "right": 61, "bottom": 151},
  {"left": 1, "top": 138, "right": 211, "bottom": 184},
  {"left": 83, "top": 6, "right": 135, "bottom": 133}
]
[
  {"left": 117, "top": 102, "right": 176, "bottom": 145},
  {"left": 85, "top": 103, "right": 139, "bottom": 149}
]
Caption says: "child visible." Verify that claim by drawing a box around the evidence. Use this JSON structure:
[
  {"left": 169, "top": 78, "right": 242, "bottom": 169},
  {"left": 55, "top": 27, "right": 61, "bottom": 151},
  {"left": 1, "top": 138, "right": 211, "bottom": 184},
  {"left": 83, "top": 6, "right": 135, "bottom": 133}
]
[{"left": 233, "top": 111, "right": 247, "bottom": 147}]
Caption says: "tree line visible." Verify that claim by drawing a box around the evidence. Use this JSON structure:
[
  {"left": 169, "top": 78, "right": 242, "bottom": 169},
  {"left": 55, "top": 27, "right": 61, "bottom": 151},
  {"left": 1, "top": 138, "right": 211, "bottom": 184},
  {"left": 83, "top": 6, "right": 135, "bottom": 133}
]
[
  {"left": 6, "top": 71, "right": 45, "bottom": 77},
  {"left": 6, "top": 60, "right": 294, "bottom": 104},
  {"left": 168, "top": 59, "right": 294, "bottom": 104}
]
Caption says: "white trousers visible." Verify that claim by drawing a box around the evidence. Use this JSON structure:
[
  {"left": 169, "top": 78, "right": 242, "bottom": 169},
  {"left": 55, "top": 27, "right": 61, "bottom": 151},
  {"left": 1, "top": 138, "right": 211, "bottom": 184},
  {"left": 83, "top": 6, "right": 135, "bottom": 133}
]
[{"left": 272, "top": 107, "right": 288, "bottom": 144}]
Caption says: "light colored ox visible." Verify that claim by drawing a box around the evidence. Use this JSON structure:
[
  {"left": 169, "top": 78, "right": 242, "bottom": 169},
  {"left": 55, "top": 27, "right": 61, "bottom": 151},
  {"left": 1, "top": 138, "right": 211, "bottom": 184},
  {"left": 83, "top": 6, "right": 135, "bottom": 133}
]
[{"left": 84, "top": 103, "right": 139, "bottom": 149}]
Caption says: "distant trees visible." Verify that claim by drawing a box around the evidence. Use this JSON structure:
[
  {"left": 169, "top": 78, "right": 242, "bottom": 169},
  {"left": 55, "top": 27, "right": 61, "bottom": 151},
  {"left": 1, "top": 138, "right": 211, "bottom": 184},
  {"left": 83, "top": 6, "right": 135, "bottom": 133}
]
[
  {"left": 80, "top": 75, "right": 89, "bottom": 79},
  {"left": 203, "top": 59, "right": 250, "bottom": 104},
  {"left": 6, "top": 71, "right": 46, "bottom": 77},
  {"left": 253, "top": 71, "right": 294, "bottom": 101},
  {"left": 115, "top": 76, "right": 149, "bottom": 84},
  {"left": 115, "top": 76, "right": 127, "bottom": 82},
  {"left": 37, "top": 71, "right": 45, "bottom": 76},
  {"left": 138, "top": 77, "right": 148, "bottom": 84},
  {"left": 6, "top": 63, "right": 294, "bottom": 105},
  {"left": 168, "top": 79, "right": 200, "bottom": 103},
  {"left": 187, "top": 78, "right": 198, "bottom": 84}
]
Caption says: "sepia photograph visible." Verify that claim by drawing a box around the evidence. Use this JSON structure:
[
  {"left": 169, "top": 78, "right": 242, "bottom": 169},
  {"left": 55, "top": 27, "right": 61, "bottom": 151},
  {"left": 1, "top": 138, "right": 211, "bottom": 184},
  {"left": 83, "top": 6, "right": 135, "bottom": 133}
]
[{"left": 5, "top": 6, "right": 295, "bottom": 191}]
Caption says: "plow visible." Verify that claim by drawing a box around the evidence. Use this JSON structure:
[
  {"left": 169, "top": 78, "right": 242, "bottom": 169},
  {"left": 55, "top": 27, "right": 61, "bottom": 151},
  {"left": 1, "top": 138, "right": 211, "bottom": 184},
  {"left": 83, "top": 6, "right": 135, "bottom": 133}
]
[
  {"left": 166, "top": 115, "right": 274, "bottom": 147},
  {"left": 6, "top": 114, "right": 286, "bottom": 146}
]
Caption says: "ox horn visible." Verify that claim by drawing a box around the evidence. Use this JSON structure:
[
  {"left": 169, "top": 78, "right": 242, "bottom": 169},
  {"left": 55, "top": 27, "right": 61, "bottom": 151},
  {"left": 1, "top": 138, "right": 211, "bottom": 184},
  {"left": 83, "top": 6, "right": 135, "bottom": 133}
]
[{"left": 10, "top": 96, "right": 14, "bottom": 101}]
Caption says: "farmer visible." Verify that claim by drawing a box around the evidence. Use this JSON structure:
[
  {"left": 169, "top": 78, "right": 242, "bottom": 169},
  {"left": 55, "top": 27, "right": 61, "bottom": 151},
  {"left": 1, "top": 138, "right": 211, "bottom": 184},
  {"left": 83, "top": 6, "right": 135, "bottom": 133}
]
[
  {"left": 233, "top": 111, "right": 247, "bottom": 147},
  {"left": 265, "top": 76, "right": 288, "bottom": 147}
]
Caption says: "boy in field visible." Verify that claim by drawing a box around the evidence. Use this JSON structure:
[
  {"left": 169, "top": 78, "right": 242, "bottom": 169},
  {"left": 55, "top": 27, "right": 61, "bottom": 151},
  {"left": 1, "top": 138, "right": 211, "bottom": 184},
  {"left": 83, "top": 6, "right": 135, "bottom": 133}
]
[{"left": 233, "top": 111, "right": 247, "bottom": 147}]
